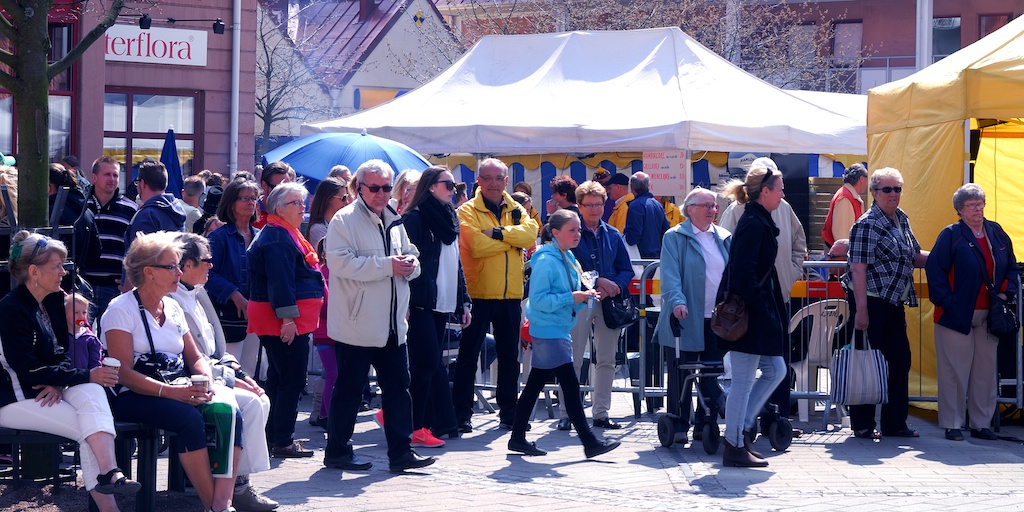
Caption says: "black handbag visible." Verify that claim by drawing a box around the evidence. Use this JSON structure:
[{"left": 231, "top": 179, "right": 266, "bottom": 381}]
[
  {"left": 601, "top": 291, "right": 639, "bottom": 329},
  {"left": 214, "top": 299, "right": 248, "bottom": 343},
  {"left": 967, "top": 229, "right": 1020, "bottom": 338},
  {"left": 131, "top": 290, "right": 188, "bottom": 384}
]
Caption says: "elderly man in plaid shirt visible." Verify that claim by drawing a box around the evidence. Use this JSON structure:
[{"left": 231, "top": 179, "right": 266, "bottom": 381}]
[{"left": 844, "top": 167, "right": 929, "bottom": 440}]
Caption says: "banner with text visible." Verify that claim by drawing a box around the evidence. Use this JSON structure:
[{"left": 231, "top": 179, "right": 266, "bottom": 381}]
[
  {"left": 643, "top": 150, "right": 690, "bottom": 198},
  {"left": 105, "top": 25, "right": 208, "bottom": 67}
]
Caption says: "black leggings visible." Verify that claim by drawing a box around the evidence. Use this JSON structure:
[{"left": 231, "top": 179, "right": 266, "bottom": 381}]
[{"left": 511, "top": 362, "right": 598, "bottom": 447}]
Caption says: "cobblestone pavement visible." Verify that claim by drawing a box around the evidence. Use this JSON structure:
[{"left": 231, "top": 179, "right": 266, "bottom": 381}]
[{"left": 249, "top": 389, "right": 1024, "bottom": 512}]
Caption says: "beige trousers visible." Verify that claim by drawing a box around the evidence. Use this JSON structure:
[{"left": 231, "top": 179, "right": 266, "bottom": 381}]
[{"left": 934, "top": 309, "right": 999, "bottom": 430}]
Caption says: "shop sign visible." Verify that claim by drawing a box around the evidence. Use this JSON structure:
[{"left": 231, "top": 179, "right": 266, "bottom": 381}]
[
  {"left": 105, "top": 25, "right": 207, "bottom": 67},
  {"left": 643, "top": 150, "right": 690, "bottom": 196}
]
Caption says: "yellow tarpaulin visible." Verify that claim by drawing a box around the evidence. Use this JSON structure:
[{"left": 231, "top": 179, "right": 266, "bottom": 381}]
[{"left": 868, "top": 15, "right": 1024, "bottom": 406}]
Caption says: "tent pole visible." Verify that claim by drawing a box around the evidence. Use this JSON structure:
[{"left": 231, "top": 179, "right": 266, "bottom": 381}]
[{"left": 963, "top": 119, "right": 971, "bottom": 185}]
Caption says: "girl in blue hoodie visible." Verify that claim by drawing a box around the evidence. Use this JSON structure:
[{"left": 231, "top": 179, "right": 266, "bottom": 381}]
[{"left": 508, "top": 209, "right": 620, "bottom": 459}]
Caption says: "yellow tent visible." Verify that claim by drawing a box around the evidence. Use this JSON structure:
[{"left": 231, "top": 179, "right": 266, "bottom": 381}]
[{"left": 868, "top": 16, "right": 1024, "bottom": 405}]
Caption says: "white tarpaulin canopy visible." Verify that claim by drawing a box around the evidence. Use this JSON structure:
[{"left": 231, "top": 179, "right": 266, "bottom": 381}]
[{"left": 303, "top": 27, "right": 866, "bottom": 155}]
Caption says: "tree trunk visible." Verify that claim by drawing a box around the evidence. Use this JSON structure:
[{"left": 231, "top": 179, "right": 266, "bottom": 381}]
[{"left": 15, "top": 5, "right": 53, "bottom": 229}]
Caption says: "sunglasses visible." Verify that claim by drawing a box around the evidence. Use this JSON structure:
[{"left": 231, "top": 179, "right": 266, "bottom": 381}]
[
  {"left": 435, "top": 180, "right": 456, "bottom": 191},
  {"left": 360, "top": 183, "right": 394, "bottom": 194},
  {"left": 875, "top": 186, "right": 902, "bottom": 194}
]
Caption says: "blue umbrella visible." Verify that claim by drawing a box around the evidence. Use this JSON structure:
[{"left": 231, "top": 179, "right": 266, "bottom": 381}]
[
  {"left": 261, "top": 131, "right": 430, "bottom": 191},
  {"left": 160, "top": 128, "right": 184, "bottom": 199}
]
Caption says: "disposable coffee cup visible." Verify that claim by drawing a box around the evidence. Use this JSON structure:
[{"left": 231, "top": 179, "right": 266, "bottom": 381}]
[
  {"left": 191, "top": 375, "right": 210, "bottom": 390},
  {"left": 101, "top": 357, "right": 121, "bottom": 370}
]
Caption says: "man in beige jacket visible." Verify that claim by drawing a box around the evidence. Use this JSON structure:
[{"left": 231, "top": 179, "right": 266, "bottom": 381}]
[{"left": 323, "top": 159, "right": 435, "bottom": 474}]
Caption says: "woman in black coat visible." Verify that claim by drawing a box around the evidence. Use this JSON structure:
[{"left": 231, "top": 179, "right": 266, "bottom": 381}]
[
  {"left": 402, "top": 166, "right": 472, "bottom": 445},
  {"left": 717, "top": 158, "right": 789, "bottom": 468}
]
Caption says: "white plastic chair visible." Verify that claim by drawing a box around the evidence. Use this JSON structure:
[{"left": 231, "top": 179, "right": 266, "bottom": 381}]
[{"left": 789, "top": 299, "right": 849, "bottom": 427}]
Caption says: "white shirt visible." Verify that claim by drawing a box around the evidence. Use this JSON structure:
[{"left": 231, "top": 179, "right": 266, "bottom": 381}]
[
  {"left": 101, "top": 291, "right": 189, "bottom": 364},
  {"left": 435, "top": 238, "right": 459, "bottom": 314},
  {"left": 692, "top": 222, "right": 725, "bottom": 318}
]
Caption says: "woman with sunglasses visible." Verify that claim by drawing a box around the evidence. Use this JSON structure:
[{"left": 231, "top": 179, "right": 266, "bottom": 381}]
[
  {"left": 305, "top": 177, "right": 352, "bottom": 427},
  {"left": 401, "top": 166, "right": 472, "bottom": 446},
  {"left": 717, "top": 159, "right": 788, "bottom": 468},
  {"left": 846, "top": 167, "right": 928, "bottom": 440},
  {"left": 0, "top": 232, "right": 139, "bottom": 512},
  {"left": 246, "top": 182, "right": 325, "bottom": 458}
]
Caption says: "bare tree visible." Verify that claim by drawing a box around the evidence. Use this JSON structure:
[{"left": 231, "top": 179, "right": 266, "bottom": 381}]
[
  {"left": 0, "top": 0, "right": 132, "bottom": 227},
  {"left": 428, "top": 0, "right": 867, "bottom": 92},
  {"left": 255, "top": 1, "right": 337, "bottom": 157}
]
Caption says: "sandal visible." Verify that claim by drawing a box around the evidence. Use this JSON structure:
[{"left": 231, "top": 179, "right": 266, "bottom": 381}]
[
  {"left": 853, "top": 429, "right": 881, "bottom": 440},
  {"left": 95, "top": 467, "right": 142, "bottom": 495}
]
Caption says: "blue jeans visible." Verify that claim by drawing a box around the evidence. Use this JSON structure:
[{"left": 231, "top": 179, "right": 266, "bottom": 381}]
[
  {"left": 90, "top": 285, "right": 121, "bottom": 335},
  {"left": 724, "top": 352, "right": 786, "bottom": 446}
]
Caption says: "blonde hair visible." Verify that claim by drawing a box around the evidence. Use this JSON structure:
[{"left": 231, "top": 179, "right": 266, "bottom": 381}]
[
  {"left": 8, "top": 231, "right": 67, "bottom": 284},
  {"left": 65, "top": 292, "right": 90, "bottom": 310},
  {"left": 719, "top": 160, "right": 781, "bottom": 205},
  {"left": 123, "top": 231, "right": 183, "bottom": 287}
]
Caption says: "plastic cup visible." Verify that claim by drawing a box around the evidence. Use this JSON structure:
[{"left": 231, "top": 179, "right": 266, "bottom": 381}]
[
  {"left": 101, "top": 357, "right": 121, "bottom": 370},
  {"left": 190, "top": 375, "right": 210, "bottom": 390}
]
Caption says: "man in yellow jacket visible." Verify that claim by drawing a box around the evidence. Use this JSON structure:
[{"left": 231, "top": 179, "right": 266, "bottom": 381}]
[
  {"left": 452, "top": 158, "right": 539, "bottom": 433},
  {"left": 606, "top": 173, "right": 633, "bottom": 233}
]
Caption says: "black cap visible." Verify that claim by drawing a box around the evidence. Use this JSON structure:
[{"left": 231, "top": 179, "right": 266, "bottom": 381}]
[{"left": 607, "top": 173, "right": 629, "bottom": 186}]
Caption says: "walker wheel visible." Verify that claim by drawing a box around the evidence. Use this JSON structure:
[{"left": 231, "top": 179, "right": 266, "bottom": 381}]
[
  {"left": 702, "top": 423, "right": 720, "bottom": 454},
  {"left": 768, "top": 417, "right": 793, "bottom": 451},
  {"left": 657, "top": 415, "right": 676, "bottom": 448}
]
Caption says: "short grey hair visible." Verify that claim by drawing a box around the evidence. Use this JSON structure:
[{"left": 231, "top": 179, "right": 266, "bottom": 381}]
[
  {"left": 869, "top": 167, "right": 903, "bottom": 191},
  {"left": 353, "top": 159, "right": 396, "bottom": 188},
  {"left": 681, "top": 187, "right": 716, "bottom": 218},
  {"left": 266, "top": 181, "right": 308, "bottom": 215},
  {"left": 952, "top": 183, "right": 985, "bottom": 212},
  {"left": 630, "top": 172, "right": 650, "bottom": 195}
]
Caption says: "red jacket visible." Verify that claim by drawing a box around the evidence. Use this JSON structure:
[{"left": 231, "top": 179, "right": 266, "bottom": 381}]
[{"left": 822, "top": 184, "right": 862, "bottom": 247}]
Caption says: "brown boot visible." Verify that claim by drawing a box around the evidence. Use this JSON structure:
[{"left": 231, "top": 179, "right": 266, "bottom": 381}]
[
  {"left": 723, "top": 439, "right": 768, "bottom": 468},
  {"left": 743, "top": 429, "right": 764, "bottom": 459}
]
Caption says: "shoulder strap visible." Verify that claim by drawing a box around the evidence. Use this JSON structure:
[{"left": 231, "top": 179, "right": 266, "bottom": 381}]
[
  {"left": 132, "top": 289, "right": 158, "bottom": 355},
  {"left": 966, "top": 235, "right": 996, "bottom": 292}
]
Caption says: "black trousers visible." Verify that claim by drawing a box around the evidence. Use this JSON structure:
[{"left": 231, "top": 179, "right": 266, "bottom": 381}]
[
  {"left": 451, "top": 299, "right": 521, "bottom": 424},
  {"left": 407, "top": 307, "right": 457, "bottom": 434},
  {"left": 511, "top": 362, "right": 598, "bottom": 447},
  {"left": 846, "top": 293, "right": 913, "bottom": 434},
  {"left": 260, "top": 333, "right": 309, "bottom": 448}
]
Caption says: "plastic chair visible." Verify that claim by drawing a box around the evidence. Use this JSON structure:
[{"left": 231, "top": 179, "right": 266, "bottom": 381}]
[{"left": 789, "top": 299, "right": 848, "bottom": 428}]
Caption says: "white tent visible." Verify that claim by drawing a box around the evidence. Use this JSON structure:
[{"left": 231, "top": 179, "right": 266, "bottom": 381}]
[{"left": 303, "top": 27, "right": 866, "bottom": 155}]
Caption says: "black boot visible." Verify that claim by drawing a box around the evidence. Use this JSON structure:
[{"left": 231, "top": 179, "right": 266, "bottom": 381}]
[
  {"left": 723, "top": 439, "right": 768, "bottom": 468},
  {"left": 742, "top": 429, "right": 764, "bottom": 459}
]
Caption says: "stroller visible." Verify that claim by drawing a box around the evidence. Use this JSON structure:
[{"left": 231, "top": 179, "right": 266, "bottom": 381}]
[{"left": 657, "top": 317, "right": 793, "bottom": 453}]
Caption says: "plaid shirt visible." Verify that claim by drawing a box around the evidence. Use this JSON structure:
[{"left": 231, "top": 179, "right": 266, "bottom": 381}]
[{"left": 846, "top": 203, "right": 921, "bottom": 307}]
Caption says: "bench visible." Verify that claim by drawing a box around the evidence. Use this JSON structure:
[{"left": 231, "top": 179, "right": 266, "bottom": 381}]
[{"left": 0, "top": 422, "right": 165, "bottom": 512}]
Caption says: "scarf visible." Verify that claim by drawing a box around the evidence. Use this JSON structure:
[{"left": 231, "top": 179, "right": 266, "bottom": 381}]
[
  {"left": 419, "top": 196, "right": 459, "bottom": 245},
  {"left": 267, "top": 213, "right": 320, "bottom": 270}
]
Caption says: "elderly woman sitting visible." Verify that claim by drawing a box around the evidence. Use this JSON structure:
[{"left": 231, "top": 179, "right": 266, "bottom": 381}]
[
  {"left": 0, "top": 231, "right": 139, "bottom": 512},
  {"left": 103, "top": 231, "right": 243, "bottom": 512},
  {"left": 247, "top": 182, "right": 325, "bottom": 458},
  {"left": 170, "top": 233, "right": 278, "bottom": 511}
]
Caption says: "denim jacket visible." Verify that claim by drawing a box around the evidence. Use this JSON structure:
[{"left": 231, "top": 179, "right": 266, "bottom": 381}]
[
  {"left": 571, "top": 220, "right": 634, "bottom": 295},
  {"left": 207, "top": 223, "right": 258, "bottom": 304},
  {"left": 246, "top": 224, "right": 325, "bottom": 318}
]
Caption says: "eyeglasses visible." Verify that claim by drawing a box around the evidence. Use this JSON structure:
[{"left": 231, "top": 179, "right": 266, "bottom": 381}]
[
  {"left": 236, "top": 196, "right": 258, "bottom": 203},
  {"left": 692, "top": 203, "right": 719, "bottom": 210},
  {"left": 283, "top": 199, "right": 305, "bottom": 209},
  {"left": 201, "top": 258, "right": 214, "bottom": 264},
  {"left": 962, "top": 201, "right": 986, "bottom": 211},
  {"left": 580, "top": 202, "right": 604, "bottom": 209},
  {"left": 435, "top": 180, "right": 456, "bottom": 191},
  {"left": 333, "top": 194, "right": 349, "bottom": 202},
  {"left": 875, "top": 186, "right": 902, "bottom": 194},
  {"left": 149, "top": 264, "right": 182, "bottom": 272},
  {"left": 477, "top": 174, "right": 507, "bottom": 184},
  {"left": 360, "top": 183, "right": 393, "bottom": 194},
  {"left": 826, "top": 252, "right": 843, "bottom": 260},
  {"left": 26, "top": 238, "right": 49, "bottom": 264}
]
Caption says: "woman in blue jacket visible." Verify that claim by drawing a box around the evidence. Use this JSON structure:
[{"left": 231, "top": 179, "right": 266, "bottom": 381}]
[
  {"left": 655, "top": 187, "right": 731, "bottom": 443},
  {"left": 508, "top": 209, "right": 619, "bottom": 459},
  {"left": 926, "top": 183, "right": 1018, "bottom": 442}
]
